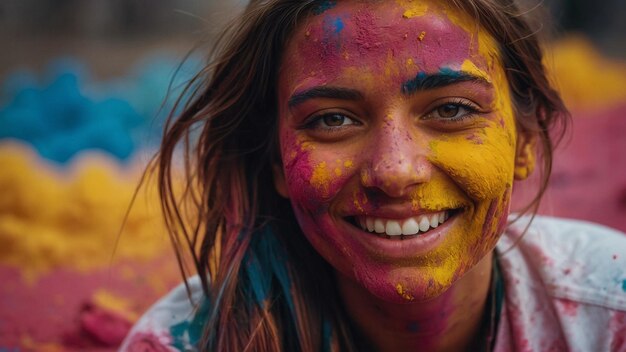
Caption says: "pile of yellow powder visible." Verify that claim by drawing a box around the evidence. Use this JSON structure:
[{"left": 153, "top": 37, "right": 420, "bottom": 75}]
[{"left": 0, "top": 142, "right": 170, "bottom": 281}]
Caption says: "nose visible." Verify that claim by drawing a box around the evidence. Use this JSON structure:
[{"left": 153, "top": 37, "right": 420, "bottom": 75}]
[{"left": 360, "top": 125, "right": 432, "bottom": 198}]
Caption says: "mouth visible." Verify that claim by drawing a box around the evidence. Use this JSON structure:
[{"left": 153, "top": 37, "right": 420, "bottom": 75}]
[{"left": 347, "top": 209, "right": 461, "bottom": 240}]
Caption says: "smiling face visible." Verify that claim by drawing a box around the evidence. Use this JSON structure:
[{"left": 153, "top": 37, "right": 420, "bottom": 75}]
[{"left": 275, "top": 0, "right": 531, "bottom": 303}]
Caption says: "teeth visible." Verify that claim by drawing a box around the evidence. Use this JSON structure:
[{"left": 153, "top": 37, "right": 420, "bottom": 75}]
[
  {"left": 430, "top": 213, "right": 439, "bottom": 229},
  {"left": 385, "top": 220, "right": 402, "bottom": 236},
  {"left": 418, "top": 216, "right": 430, "bottom": 232},
  {"left": 374, "top": 219, "right": 385, "bottom": 234},
  {"left": 356, "top": 211, "right": 452, "bottom": 237},
  {"left": 401, "top": 218, "right": 419, "bottom": 235}
]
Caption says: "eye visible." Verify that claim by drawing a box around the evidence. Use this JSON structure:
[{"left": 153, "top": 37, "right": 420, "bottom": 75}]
[
  {"left": 423, "top": 100, "right": 480, "bottom": 122},
  {"left": 304, "top": 112, "right": 359, "bottom": 130},
  {"left": 437, "top": 104, "right": 462, "bottom": 118}
]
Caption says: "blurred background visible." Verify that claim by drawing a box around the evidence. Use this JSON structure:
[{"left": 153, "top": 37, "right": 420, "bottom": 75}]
[{"left": 0, "top": 1, "right": 625, "bottom": 350}]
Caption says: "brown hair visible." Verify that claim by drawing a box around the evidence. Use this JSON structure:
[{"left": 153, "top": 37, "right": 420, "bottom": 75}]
[{"left": 152, "top": 0, "right": 569, "bottom": 350}]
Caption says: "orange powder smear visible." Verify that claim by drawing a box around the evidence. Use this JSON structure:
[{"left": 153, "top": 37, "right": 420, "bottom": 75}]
[
  {"left": 545, "top": 36, "right": 626, "bottom": 111},
  {"left": 0, "top": 142, "right": 170, "bottom": 281}
]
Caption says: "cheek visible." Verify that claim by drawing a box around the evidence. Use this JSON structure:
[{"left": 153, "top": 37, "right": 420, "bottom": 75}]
[
  {"left": 429, "top": 65, "right": 518, "bottom": 203},
  {"left": 280, "top": 130, "right": 356, "bottom": 212},
  {"left": 429, "top": 125, "right": 516, "bottom": 201}
]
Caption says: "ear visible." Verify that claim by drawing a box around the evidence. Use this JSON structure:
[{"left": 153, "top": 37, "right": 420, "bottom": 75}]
[
  {"left": 514, "top": 131, "right": 537, "bottom": 181},
  {"left": 273, "top": 163, "right": 290, "bottom": 198}
]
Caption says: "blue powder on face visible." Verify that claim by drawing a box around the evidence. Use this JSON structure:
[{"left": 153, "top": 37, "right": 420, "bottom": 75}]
[
  {"left": 622, "top": 279, "right": 626, "bottom": 292},
  {"left": 401, "top": 68, "right": 476, "bottom": 94},
  {"left": 401, "top": 72, "right": 428, "bottom": 95},
  {"left": 333, "top": 17, "right": 344, "bottom": 34},
  {"left": 313, "top": 0, "right": 337, "bottom": 15},
  {"left": 322, "top": 16, "right": 344, "bottom": 36}
]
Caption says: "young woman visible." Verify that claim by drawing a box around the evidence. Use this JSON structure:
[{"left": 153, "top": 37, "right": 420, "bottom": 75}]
[{"left": 122, "top": 0, "right": 626, "bottom": 351}]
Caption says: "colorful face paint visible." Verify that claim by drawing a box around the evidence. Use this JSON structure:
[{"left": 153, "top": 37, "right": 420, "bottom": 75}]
[{"left": 276, "top": 1, "right": 518, "bottom": 303}]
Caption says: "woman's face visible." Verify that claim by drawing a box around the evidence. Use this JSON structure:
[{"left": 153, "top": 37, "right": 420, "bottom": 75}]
[{"left": 275, "top": 0, "right": 529, "bottom": 303}]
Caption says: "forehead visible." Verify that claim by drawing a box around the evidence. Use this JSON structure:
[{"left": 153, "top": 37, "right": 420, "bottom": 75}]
[{"left": 280, "top": 1, "right": 499, "bottom": 89}]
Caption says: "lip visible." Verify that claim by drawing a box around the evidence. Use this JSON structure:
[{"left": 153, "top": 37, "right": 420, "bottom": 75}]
[{"left": 337, "top": 209, "right": 462, "bottom": 260}]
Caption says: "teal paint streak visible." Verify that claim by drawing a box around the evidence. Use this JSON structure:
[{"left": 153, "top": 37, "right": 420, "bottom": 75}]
[{"left": 313, "top": 0, "right": 337, "bottom": 15}]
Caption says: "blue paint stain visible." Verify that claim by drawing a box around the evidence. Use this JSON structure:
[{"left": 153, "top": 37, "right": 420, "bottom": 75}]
[
  {"left": 401, "top": 71, "right": 428, "bottom": 94},
  {"left": 438, "top": 67, "right": 465, "bottom": 78},
  {"left": 170, "top": 299, "right": 209, "bottom": 350},
  {"left": 333, "top": 17, "right": 344, "bottom": 34},
  {"left": 313, "top": 0, "right": 337, "bottom": 15},
  {"left": 322, "top": 16, "right": 344, "bottom": 36},
  {"left": 401, "top": 67, "right": 472, "bottom": 94}
]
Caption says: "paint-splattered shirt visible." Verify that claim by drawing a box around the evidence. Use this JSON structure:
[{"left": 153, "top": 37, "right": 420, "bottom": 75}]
[
  {"left": 120, "top": 216, "right": 626, "bottom": 351},
  {"left": 493, "top": 216, "right": 626, "bottom": 351}
]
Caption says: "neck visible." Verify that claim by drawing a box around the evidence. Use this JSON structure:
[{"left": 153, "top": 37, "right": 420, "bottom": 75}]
[{"left": 336, "top": 252, "right": 493, "bottom": 352}]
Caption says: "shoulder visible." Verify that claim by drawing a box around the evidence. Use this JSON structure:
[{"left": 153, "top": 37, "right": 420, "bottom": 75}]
[
  {"left": 495, "top": 215, "right": 626, "bottom": 351},
  {"left": 498, "top": 215, "right": 626, "bottom": 309},
  {"left": 120, "top": 275, "right": 206, "bottom": 352}
]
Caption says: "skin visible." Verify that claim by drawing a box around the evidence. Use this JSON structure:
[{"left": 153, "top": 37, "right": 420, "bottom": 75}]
[{"left": 274, "top": 1, "right": 535, "bottom": 350}]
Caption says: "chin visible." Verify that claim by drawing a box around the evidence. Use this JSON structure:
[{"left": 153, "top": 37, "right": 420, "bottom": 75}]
[{"left": 349, "top": 260, "right": 465, "bottom": 304}]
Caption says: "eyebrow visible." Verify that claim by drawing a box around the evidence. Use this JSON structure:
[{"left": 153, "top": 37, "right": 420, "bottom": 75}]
[
  {"left": 288, "top": 86, "right": 364, "bottom": 108},
  {"left": 401, "top": 69, "right": 491, "bottom": 95}
]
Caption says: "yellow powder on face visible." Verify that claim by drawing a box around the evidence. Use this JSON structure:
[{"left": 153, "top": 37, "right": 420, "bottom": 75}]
[
  {"left": 344, "top": 160, "right": 354, "bottom": 168},
  {"left": 409, "top": 176, "right": 468, "bottom": 211},
  {"left": 398, "top": 1, "right": 428, "bottom": 18},
  {"left": 384, "top": 51, "right": 401, "bottom": 79},
  {"left": 0, "top": 142, "right": 171, "bottom": 281},
  {"left": 343, "top": 67, "right": 377, "bottom": 92},
  {"left": 395, "top": 283, "right": 415, "bottom": 301},
  {"left": 440, "top": 4, "right": 500, "bottom": 67},
  {"left": 461, "top": 59, "right": 491, "bottom": 83},
  {"left": 429, "top": 127, "right": 515, "bottom": 201},
  {"left": 418, "top": 31, "right": 426, "bottom": 41},
  {"left": 310, "top": 161, "right": 331, "bottom": 195}
]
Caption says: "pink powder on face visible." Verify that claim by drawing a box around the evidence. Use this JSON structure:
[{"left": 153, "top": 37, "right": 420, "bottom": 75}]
[
  {"left": 290, "top": 3, "right": 477, "bottom": 89},
  {"left": 277, "top": 0, "right": 508, "bottom": 305}
]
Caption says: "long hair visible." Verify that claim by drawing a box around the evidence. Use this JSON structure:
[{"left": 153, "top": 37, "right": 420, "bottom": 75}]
[{"left": 153, "top": 0, "right": 569, "bottom": 350}]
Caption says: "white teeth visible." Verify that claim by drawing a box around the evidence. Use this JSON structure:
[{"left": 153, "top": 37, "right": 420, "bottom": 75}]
[
  {"left": 430, "top": 213, "right": 439, "bottom": 229},
  {"left": 374, "top": 219, "right": 385, "bottom": 233},
  {"left": 356, "top": 211, "right": 453, "bottom": 237},
  {"left": 418, "top": 216, "right": 430, "bottom": 232},
  {"left": 386, "top": 220, "right": 402, "bottom": 236},
  {"left": 401, "top": 218, "right": 420, "bottom": 235}
]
